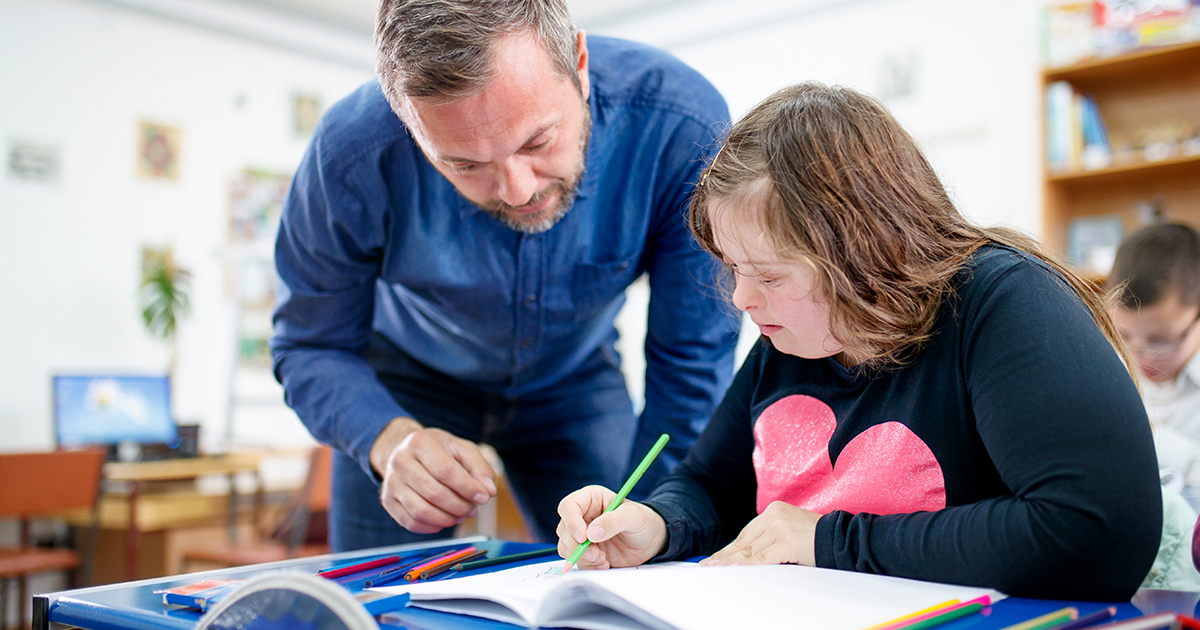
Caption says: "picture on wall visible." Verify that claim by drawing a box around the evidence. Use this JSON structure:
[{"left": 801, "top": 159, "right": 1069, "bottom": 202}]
[
  {"left": 228, "top": 169, "right": 291, "bottom": 242},
  {"left": 292, "top": 92, "right": 322, "bottom": 136},
  {"left": 136, "top": 121, "right": 181, "bottom": 180},
  {"left": 7, "top": 140, "right": 61, "bottom": 183}
]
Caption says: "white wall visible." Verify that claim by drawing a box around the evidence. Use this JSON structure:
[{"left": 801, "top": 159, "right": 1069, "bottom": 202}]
[
  {"left": 0, "top": 0, "right": 1047, "bottom": 451},
  {"left": 0, "top": 0, "right": 372, "bottom": 452},
  {"left": 597, "top": 0, "right": 1046, "bottom": 400}
]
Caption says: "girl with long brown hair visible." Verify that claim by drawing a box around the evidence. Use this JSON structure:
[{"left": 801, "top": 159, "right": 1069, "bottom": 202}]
[{"left": 555, "top": 83, "right": 1161, "bottom": 600}]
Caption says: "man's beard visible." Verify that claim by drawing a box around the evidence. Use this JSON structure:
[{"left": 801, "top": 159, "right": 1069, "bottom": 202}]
[{"left": 476, "top": 101, "right": 591, "bottom": 234}]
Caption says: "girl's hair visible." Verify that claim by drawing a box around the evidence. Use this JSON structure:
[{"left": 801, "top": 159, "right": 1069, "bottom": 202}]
[{"left": 690, "top": 82, "right": 1133, "bottom": 372}]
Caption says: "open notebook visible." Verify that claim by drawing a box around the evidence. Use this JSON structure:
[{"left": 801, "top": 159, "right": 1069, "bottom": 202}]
[{"left": 374, "top": 560, "right": 1005, "bottom": 630}]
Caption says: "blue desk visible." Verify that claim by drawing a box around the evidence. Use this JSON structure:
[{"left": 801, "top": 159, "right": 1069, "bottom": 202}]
[{"left": 35, "top": 537, "right": 1200, "bottom": 630}]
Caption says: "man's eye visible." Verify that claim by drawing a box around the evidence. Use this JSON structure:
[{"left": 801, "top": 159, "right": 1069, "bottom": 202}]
[
  {"left": 524, "top": 141, "right": 548, "bottom": 152},
  {"left": 452, "top": 163, "right": 480, "bottom": 173}
]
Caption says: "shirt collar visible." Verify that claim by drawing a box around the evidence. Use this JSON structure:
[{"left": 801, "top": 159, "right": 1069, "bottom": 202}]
[{"left": 1181, "top": 349, "right": 1200, "bottom": 387}]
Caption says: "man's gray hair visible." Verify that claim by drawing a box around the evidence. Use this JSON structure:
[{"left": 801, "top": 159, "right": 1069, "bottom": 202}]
[{"left": 375, "top": 0, "right": 579, "bottom": 111}]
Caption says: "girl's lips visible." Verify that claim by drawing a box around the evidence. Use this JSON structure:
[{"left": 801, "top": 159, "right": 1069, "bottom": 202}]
[{"left": 758, "top": 324, "right": 783, "bottom": 335}]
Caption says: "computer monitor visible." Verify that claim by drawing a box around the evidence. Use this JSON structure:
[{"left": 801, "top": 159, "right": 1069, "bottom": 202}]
[{"left": 53, "top": 374, "right": 179, "bottom": 453}]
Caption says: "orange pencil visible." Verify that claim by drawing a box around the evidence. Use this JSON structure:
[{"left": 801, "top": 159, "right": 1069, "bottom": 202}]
[{"left": 403, "top": 546, "right": 480, "bottom": 581}]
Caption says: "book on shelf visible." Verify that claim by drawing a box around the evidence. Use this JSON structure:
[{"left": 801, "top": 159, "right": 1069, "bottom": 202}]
[
  {"left": 1045, "top": 81, "right": 1111, "bottom": 172},
  {"left": 373, "top": 560, "right": 1005, "bottom": 630}
]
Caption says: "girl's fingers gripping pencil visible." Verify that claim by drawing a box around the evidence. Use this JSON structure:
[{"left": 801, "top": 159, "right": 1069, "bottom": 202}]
[{"left": 561, "top": 434, "right": 670, "bottom": 574}]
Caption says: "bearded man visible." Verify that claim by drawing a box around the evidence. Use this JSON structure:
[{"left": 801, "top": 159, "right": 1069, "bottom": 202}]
[{"left": 271, "top": 0, "right": 739, "bottom": 551}]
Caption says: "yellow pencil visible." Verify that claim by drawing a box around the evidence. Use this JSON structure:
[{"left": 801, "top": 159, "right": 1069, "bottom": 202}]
[{"left": 861, "top": 600, "right": 960, "bottom": 630}]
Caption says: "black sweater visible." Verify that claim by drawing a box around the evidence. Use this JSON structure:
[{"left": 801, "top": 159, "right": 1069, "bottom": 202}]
[{"left": 643, "top": 246, "right": 1161, "bottom": 601}]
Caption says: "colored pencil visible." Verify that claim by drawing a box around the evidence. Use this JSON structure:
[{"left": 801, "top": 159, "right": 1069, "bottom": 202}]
[
  {"left": 1175, "top": 613, "right": 1200, "bottom": 630},
  {"left": 364, "top": 549, "right": 461, "bottom": 587},
  {"left": 403, "top": 546, "right": 481, "bottom": 581},
  {"left": 1055, "top": 607, "right": 1118, "bottom": 630},
  {"left": 862, "top": 600, "right": 960, "bottom": 630},
  {"left": 999, "top": 607, "right": 1078, "bottom": 630},
  {"left": 562, "top": 433, "right": 670, "bottom": 573},
  {"left": 1087, "top": 612, "right": 1176, "bottom": 629},
  {"left": 898, "top": 602, "right": 987, "bottom": 630},
  {"left": 316, "top": 555, "right": 401, "bottom": 579},
  {"left": 454, "top": 547, "right": 558, "bottom": 572},
  {"left": 420, "top": 549, "right": 487, "bottom": 580},
  {"left": 871, "top": 596, "right": 992, "bottom": 630}
]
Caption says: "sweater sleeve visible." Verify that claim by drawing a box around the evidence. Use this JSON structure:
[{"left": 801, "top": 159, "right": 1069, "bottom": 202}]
[
  {"left": 814, "top": 259, "right": 1162, "bottom": 601},
  {"left": 641, "top": 339, "right": 765, "bottom": 560}
]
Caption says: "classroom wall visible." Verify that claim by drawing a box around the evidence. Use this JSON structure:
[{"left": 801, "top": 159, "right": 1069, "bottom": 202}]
[
  {"left": 0, "top": 0, "right": 1046, "bottom": 451},
  {"left": 0, "top": 0, "right": 372, "bottom": 452}
]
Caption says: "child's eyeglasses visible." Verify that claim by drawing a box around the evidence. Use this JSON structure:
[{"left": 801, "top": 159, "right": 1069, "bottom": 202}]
[{"left": 1128, "top": 314, "right": 1200, "bottom": 357}]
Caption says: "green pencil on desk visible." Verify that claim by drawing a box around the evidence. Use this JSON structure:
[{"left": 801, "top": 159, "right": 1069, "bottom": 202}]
[{"left": 561, "top": 433, "right": 670, "bottom": 574}]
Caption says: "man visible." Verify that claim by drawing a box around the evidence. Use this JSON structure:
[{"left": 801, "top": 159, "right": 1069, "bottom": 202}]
[
  {"left": 1109, "top": 223, "right": 1200, "bottom": 485},
  {"left": 270, "top": 0, "right": 740, "bottom": 551}
]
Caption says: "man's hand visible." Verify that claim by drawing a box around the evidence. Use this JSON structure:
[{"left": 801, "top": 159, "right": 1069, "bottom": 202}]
[
  {"left": 699, "top": 501, "right": 819, "bottom": 567},
  {"left": 555, "top": 485, "right": 668, "bottom": 570},
  {"left": 369, "top": 417, "right": 497, "bottom": 534}
]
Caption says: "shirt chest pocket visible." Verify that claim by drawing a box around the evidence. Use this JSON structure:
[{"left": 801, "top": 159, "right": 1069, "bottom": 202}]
[{"left": 564, "top": 252, "right": 642, "bottom": 323}]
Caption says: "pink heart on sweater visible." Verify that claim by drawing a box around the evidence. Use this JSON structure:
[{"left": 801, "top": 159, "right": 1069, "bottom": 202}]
[{"left": 753, "top": 394, "right": 946, "bottom": 515}]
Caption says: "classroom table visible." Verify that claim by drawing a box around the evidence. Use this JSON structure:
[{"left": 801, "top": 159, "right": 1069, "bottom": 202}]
[
  {"left": 100, "top": 453, "right": 267, "bottom": 581},
  {"left": 34, "top": 536, "right": 1200, "bottom": 630}
]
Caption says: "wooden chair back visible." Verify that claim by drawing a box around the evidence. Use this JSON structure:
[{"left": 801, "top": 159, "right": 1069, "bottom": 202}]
[{"left": 0, "top": 449, "right": 106, "bottom": 518}]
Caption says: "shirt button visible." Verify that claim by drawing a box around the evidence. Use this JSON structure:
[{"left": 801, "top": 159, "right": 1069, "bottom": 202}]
[
  {"left": 525, "top": 295, "right": 537, "bottom": 308},
  {"left": 521, "top": 339, "right": 533, "bottom": 348}
]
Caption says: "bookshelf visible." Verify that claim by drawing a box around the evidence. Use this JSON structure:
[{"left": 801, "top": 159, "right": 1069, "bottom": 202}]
[{"left": 1041, "top": 39, "right": 1200, "bottom": 267}]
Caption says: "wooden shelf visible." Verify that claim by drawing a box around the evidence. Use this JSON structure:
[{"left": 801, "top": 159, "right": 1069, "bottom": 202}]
[
  {"left": 1041, "top": 38, "right": 1200, "bottom": 259},
  {"left": 1046, "top": 152, "right": 1200, "bottom": 186},
  {"left": 1043, "top": 39, "right": 1200, "bottom": 83}
]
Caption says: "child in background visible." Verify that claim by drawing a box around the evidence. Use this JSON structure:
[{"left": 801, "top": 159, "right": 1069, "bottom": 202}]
[
  {"left": 1109, "top": 223, "right": 1200, "bottom": 485},
  {"left": 555, "top": 83, "right": 1161, "bottom": 601}
]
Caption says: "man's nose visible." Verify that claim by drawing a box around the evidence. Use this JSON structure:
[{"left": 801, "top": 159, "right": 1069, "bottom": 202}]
[{"left": 496, "top": 159, "right": 538, "bottom": 207}]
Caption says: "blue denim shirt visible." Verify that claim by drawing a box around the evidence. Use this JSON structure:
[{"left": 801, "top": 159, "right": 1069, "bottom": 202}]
[{"left": 271, "top": 36, "right": 740, "bottom": 487}]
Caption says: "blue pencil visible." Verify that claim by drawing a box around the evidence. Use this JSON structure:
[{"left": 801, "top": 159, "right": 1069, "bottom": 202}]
[{"left": 1054, "top": 606, "right": 1117, "bottom": 630}]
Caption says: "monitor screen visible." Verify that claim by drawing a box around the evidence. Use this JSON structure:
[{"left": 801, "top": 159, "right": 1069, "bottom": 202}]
[{"left": 53, "top": 374, "right": 178, "bottom": 447}]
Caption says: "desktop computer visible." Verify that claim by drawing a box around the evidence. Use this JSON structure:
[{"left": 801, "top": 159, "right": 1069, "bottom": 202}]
[{"left": 52, "top": 374, "right": 183, "bottom": 461}]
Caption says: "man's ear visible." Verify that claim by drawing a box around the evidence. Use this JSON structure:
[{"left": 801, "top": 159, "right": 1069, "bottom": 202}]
[{"left": 576, "top": 30, "right": 590, "bottom": 100}]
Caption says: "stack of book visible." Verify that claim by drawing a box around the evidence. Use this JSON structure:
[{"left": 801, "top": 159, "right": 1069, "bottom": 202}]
[{"left": 1045, "top": 80, "right": 1112, "bottom": 173}]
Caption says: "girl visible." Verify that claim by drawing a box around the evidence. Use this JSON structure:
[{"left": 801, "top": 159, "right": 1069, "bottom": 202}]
[{"left": 555, "top": 83, "right": 1162, "bottom": 601}]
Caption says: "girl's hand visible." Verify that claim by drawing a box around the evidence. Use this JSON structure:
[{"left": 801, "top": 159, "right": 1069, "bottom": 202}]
[
  {"left": 556, "top": 485, "right": 668, "bottom": 570},
  {"left": 700, "top": 501, "right": 819, "bottom": 567}
]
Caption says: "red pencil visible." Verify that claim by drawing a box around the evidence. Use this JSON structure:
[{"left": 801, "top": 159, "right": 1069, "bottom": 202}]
[
  {"left": 403, "top": 546, "right": 480, "bottom": 581},
  {"left": 316, "top": 555, "right": 402, "bottom": 579},
  {"left": 1177, "top": 613, "right": 1200, "bottom": 630}
]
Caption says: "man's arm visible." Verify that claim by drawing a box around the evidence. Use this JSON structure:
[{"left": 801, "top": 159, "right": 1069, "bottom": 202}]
[
  {"left": 635, "top": 108, "right": 741, "bottom": 495},
  {"left": 271, "top": 135, "right": 494, "bottom": 532}
]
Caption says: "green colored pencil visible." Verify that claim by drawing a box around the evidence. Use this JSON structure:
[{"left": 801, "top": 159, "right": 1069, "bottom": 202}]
[
  {"left": 900, "top": 603, "right": 985, "bottom": 630},
  {"left": 561, "top": 433, "right": 670, "bottom": 573}
]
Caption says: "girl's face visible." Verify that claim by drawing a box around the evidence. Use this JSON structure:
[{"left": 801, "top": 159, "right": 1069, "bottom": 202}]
[{"left": 710, "top": 200, "right": 845, "bottom": 360}]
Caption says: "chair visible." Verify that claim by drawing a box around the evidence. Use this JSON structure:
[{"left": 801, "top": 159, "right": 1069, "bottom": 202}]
[
  {"left": 0, "top": 448, "right": 106, "bottom": 630},
  {"left": 182, "top": 446, "right": 331, "bottom": 570}
]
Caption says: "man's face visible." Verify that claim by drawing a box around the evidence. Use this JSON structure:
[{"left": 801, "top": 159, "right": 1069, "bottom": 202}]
[
  {"left": 399, "top": 31, "right": 591, "bottom": 234},
  {"left": 1112, "top": 290, "right": 1200, "bottom": 383}
]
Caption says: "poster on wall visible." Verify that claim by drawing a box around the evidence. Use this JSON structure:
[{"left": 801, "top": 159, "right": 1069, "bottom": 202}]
[
  {"left": 7, "top": 140, "right": 61, "bottom": 183},
  {"left": 228, "top": 169, "right": 291, "bottom": 242},
  {"left": 227, "top": 168, "right": 292, "bottom": 366},
  {"left": 136, "top": 120, "right": 181, "bottom": 180},
  {"left": 292, "top": 92, "right": 322, "bottom": 136}
]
